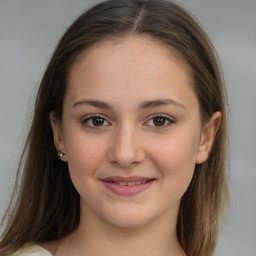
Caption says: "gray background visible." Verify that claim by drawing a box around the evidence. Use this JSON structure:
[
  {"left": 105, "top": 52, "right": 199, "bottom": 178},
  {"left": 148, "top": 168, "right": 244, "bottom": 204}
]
[{"left": 0, "top": 1, "right": 255, "bottom": 255}]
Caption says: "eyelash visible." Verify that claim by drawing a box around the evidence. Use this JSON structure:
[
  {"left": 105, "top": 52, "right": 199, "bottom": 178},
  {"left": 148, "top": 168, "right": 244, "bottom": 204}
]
[
  {"left": 81, "top": 114, "right": 110, "bottom": 129},
  {"left": 81, "top": 114, "right": 174, "bottom": 129},
  {"left": 144, "top": 114, "right": 175, "bottom": 129}
]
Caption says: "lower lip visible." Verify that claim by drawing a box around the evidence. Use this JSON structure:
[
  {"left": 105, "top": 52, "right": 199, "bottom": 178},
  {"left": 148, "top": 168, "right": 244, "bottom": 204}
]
[{"left": 102, "top": 180, "right": 155, "bottom": 196}]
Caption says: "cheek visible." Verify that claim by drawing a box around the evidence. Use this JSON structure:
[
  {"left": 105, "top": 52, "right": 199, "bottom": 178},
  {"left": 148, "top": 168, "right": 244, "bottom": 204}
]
[
  {"left": 151, "top": 131, "right": 199, "bottom": 167},
  {"left": 148, "top": 129, "right": 200, "bottom": 193},
  {"left": 63, "top": 127, "right": 108, "bottom": 182},
  {"left": 64, "top": 134, "right": 109, "bottom": 206}
]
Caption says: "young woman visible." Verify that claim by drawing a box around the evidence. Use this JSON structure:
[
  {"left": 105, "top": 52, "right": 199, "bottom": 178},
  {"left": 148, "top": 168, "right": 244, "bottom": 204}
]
[{"left": 0, "top": 0, "right": 229, "bottom": 255}]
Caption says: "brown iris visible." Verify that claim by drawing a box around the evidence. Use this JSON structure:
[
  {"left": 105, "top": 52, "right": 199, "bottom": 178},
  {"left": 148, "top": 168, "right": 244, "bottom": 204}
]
[
  {"left": 153, "top": 117, "right": 166, "bottom": 126},
  {"left": 92, "top": 117, "right": 105, "bottom": 126}
]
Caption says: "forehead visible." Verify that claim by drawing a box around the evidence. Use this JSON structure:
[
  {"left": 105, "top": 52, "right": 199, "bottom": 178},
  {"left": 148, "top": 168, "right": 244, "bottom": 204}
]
[
  {"left": 66, "top": 34, "right": 197, "bottom": 110},
  {"left": 71, "top": 34, "right": 191, "bottom": 78}
]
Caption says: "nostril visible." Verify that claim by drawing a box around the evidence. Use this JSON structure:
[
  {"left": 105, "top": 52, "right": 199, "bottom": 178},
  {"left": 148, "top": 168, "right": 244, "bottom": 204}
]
[{"left": 110, "top": 159, "right": 139, "bottom": 169}]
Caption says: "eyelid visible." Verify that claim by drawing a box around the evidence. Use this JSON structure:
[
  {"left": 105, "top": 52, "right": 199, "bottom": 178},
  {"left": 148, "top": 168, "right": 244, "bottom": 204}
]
[
  {"left": 81, "top": 114, "right": 111, "bottom": 129},
  {"left": 80, "top": 113, "right": 175, "bottom": 129},
  {"left": 144, "top": 114, "right": 175, "bottom": 128}
]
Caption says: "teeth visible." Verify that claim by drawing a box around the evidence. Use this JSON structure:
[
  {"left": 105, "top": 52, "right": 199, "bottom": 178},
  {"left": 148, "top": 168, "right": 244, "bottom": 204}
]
[{"left": 111, "top": 180, "right": 148, "bottom": 186}]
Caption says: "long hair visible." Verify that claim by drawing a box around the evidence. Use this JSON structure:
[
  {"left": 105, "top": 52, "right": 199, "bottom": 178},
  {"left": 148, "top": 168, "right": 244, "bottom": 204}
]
[{"left": 0, "top": 1, "right": 229, "bottom": 255}]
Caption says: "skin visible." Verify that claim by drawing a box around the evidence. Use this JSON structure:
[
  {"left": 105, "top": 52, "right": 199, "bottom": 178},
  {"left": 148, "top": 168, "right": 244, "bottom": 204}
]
[{"left": 48, "top": 34, "right": 221, "bottom": 256}]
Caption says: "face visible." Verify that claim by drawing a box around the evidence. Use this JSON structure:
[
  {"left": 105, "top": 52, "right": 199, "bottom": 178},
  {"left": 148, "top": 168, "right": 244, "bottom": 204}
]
[{"left": 51, "top": 35, "right": 220, "bottom": 228}]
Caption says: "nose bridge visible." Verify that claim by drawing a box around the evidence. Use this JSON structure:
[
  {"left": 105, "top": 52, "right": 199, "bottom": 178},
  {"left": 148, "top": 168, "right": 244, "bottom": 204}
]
[{"left": 109, "top": 120, "right": 145, "bottom": 168}]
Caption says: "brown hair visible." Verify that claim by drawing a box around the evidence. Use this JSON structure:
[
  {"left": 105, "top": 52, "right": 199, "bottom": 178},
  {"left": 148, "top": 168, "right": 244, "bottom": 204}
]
[{"left": 0, "top": 1, "right": 229, "bottom": 255}]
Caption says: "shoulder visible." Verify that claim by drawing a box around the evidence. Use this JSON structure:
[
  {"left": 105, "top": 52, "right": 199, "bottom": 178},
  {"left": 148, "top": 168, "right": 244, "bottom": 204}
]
[{"left": 12, "top": 244, "right": 53, "bottom": 256}]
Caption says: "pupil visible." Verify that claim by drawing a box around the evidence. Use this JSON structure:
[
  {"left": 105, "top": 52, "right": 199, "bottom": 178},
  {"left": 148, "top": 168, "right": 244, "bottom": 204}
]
[
  {"left": 93, "top": 117, "right": 104, "bottom": 126},
  {"left": 153, "top": 117, "right": 165, "bottom": 126}
]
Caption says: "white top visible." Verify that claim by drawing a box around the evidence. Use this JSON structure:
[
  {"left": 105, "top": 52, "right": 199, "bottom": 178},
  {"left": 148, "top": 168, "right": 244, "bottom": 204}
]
[{"left": 12, "top": 244, "right": 53, "bottom": 256}]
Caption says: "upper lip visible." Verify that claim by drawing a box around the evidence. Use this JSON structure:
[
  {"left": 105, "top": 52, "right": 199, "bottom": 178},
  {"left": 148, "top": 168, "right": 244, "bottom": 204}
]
[{"left": 101, "top": 176, "right": 155, "bottom": 182}]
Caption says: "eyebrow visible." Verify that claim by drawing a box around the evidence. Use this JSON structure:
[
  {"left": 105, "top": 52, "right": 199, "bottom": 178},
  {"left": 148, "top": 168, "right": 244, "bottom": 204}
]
[
  {"left": 73, "top": 99, "right": 113, "bottom": 109},
  {"left": 140, "top": 99, "right": 186, "bottom": 110},
  {"left": 72, "top": 98, "right": 186, "bottom": 110}
]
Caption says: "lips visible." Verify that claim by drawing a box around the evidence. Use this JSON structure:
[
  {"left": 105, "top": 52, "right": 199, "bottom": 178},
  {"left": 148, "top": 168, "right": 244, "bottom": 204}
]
[
  {"left": 111, "top": 180, "right": 148, "bottom": 186},
  {"left": 101, "top": 176, "right": 155, "bottom": 195}
]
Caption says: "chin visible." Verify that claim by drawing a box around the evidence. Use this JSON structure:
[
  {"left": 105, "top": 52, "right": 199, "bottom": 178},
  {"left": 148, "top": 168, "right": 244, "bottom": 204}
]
[
  {"left": 99, "top": 206, "right": 157, "bottom": 229},
  {"left": 105, "top": 215, "right": 151, "bottom": 229}
]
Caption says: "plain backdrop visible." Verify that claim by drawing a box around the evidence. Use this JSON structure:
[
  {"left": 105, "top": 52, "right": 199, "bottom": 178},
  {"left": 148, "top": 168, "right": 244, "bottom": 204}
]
[{"left": 0, "top": 1, "right": 256, "bottom": 255}]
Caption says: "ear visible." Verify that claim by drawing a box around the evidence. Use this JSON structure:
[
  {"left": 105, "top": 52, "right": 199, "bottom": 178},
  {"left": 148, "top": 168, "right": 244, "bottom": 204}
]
[
  {"left": 196, "top": 111, "right": 221, "bottom": 164},
  {"left": 49, "top": 111, "right": 67, "bottom": 162}
]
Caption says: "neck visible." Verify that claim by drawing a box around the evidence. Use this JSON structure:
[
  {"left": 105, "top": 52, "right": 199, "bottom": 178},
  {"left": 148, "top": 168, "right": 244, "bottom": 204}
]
[{"left": 65, "top": 203, "right": 185, "bottom": 256}]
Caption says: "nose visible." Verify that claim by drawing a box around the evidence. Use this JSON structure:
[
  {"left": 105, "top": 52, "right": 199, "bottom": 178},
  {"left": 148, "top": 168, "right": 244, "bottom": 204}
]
[{"left": 108, "top": 123, "right": 146, "bottom": 168}]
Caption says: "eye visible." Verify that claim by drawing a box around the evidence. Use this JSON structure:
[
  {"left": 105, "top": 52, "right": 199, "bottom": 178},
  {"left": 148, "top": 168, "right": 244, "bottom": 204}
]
[
  {"left": 82, "top": 115, "right": 110, "bottom": 128},
  {"left": 145, "top": 115, "right": 174, "bottom": 128}
]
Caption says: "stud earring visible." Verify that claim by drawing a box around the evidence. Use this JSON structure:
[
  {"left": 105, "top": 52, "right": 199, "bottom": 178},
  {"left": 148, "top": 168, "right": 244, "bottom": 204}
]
[{"left": 57, "top": 151, "right": 65, "bottom": 158}]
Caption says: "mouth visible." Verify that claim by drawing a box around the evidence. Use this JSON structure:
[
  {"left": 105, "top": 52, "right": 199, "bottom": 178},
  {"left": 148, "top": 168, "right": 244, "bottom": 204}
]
[
  {"left": 101, "top": 176, "right": 156, "bottom": 195},
  {"left": 102, "top": 176, "right": 155, "bottom": 185},
  {"left": 104, "top": 179, "right": 154, "bottom": 186}
]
